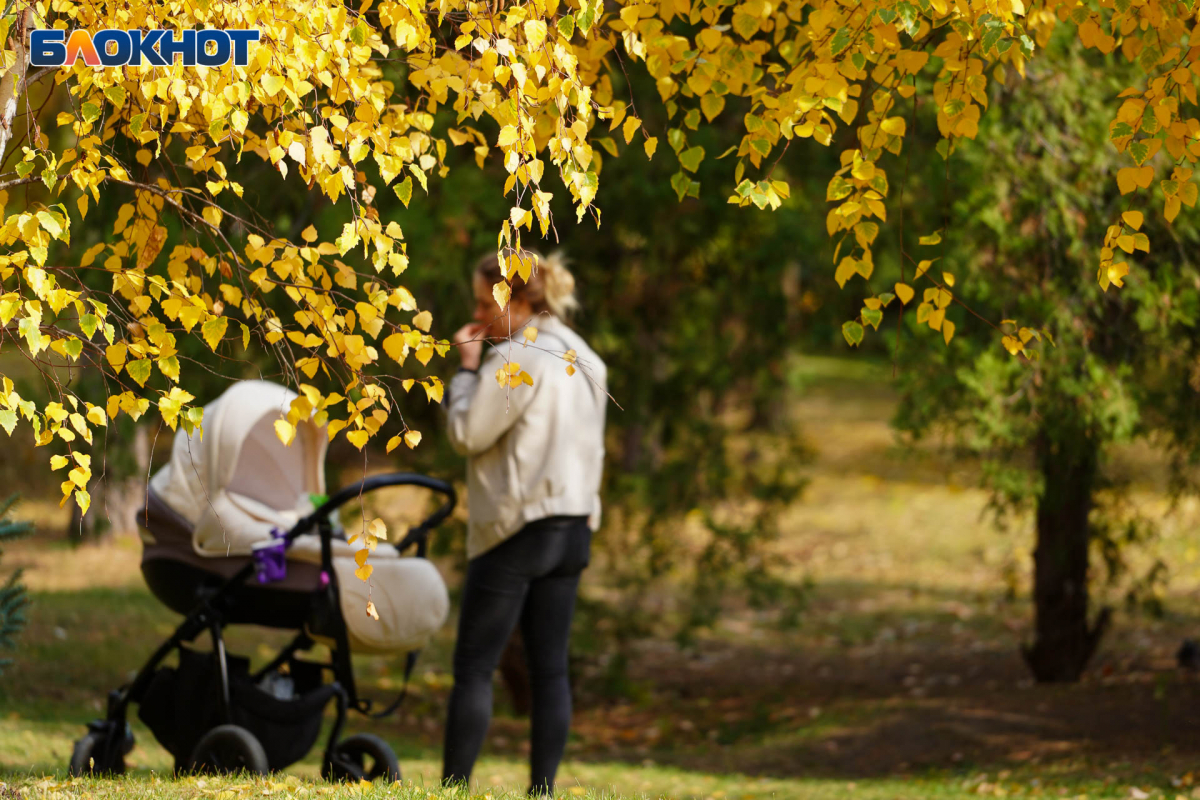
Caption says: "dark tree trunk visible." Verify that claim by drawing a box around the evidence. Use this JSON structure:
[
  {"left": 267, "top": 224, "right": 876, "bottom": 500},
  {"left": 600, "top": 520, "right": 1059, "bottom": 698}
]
[
  {"left": 498, "top": 627, "right": 531, "bottom": 716},
  {"left": 1022, "top": 432, "right": 1111, "bottom": 682}
]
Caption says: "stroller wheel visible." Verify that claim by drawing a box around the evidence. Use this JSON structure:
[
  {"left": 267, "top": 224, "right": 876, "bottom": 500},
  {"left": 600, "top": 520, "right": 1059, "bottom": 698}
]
[
  {"left": 322, "top": 734, "right": 401, "bottom": 783},
  {"left": 68, "top": 729, "right": 126, "bottom": 777},
  {"left": 186, "top": 724, "right": 270, "bottom": 776}
]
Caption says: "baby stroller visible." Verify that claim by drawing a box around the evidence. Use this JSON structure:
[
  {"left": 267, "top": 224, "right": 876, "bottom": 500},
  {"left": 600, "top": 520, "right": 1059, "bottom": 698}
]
[{"left": 68, "top": 380, "right": 456, "bottom": 781}]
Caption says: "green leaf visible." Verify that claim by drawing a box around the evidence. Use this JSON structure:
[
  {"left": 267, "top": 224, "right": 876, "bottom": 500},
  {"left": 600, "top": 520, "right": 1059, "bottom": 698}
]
[
  {"left": 82, "top": 102, "right": 101, "bottom": 124},
  {"left": 1110, "top": 121, "right": 1135, "bottom": 140},
  {"left": 896, "top": 2, "right": 919, "bottom": 35},
  {"left": 668, "top": 128, "right": 687, "bottom": 153},
  {"left": 104, "top": 85, "right": 127, "bottom": 107},
  {"left": 830, "top": 26, "right": 852, "bottom": 56},
  {"left": 79, "top": 314, "right": 99, "bottom": 339},
  {"left": 749, "top": 138, "right": 772, "bottom": 157},
  {"left": 679, "top": 146, "right": 705, "bottom": 172},
  {"left": 126, "top": 359, "right": 152, "bottom": 387},
  {"left": 861, "top": 307, "right": 883, "bottom": 330},
  {"left": 670, "top": 171, "right": 692, "bottom": 201},
  {"left": 1129, "top": 140, "right": 1150, "bottom": 165},
  {"left": 557, "top": 14, "right": 575, "bottom": 39},
  {"left": 842, "top": 320, "right": 864, "bottom": 347}
]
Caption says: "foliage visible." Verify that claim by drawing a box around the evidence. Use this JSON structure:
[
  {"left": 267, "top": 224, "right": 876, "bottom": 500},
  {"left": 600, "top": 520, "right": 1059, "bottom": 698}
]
[
  {"left": 6, "top": 0, "right": 1200, "bottom": 603},
  {"left": 0, "top": 493, "right": 34, "bottom": 674},
  {"left": 892, "top": 37, "right": 1200, "bottom": 678}
]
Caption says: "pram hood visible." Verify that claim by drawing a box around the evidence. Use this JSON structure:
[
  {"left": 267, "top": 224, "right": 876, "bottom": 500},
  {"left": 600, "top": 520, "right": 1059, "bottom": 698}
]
[
  {"left": 149, "top": 380, "right": 328, "bottom": 558},
  {"left": 144, "top": 380, "right": 451, "bottom": 655}
]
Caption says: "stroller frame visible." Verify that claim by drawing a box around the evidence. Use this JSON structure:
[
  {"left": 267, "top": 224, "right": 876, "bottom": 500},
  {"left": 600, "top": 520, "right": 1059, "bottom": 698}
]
[{"left": 71, "top": 472, "right": 456, "bottom": 779}]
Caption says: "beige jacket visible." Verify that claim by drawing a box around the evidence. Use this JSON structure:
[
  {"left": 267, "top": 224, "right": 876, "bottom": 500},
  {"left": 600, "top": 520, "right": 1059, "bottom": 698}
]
[{"left": 446, "top": 314, "right": 607, "bottom": 559}]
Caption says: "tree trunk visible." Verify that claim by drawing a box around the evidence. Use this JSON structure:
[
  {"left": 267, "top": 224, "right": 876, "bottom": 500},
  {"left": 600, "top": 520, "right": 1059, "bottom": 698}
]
[
  {"left": 1022, "top": 432, "right": 1111, "bottom": 682},
  {"left": 0, "top": 9, "right": 33, "bottom": 161},
  {"left": 498, "top": 627, "right": 531, "bottom": 716}
]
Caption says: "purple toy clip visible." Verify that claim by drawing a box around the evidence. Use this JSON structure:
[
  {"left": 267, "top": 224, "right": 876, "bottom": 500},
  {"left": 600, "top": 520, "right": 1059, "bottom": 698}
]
[{"left": 251, "top": 527, "right": 289, "bottom": 584}]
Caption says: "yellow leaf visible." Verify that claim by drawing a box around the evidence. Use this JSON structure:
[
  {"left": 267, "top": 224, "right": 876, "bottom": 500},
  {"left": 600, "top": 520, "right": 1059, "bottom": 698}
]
[
  {"left": 347, "top": 429, "right": 369, "bottom": 449},
  {"left": 106, "top": 343, "right": 127, "bottom": 373},
  {"left": 1122, "top": 210, "right": 1144, "bottom": 230},
  {"left": 261, "top": 73, "right": 286, "bottom": 96},
  {"left": 1107, "top": 261, "right": 1130, "bottom": 288},
  {"left": 386, "top": 435, "right": 401, "bottom": 453},
  {"left": 623, "top": 116, "right": 641, "bottom": 145},
  {"left": 942, "top": 272, "right": 955, "bottom": 287},
  {"left": 644, "top": 137, "right": 658, "bottom": 159},
  {"left": 50, "top": 455, "right": 69, "bottom": 470},
  {"left": 366, "top": 601, "right": 379, "bottom": 619},
  {"left": 895, "top": 283, "right": 914, "bottom": 304},
  {"left": 355, "top": 548, "right": 370, "bottom": 567},
  {"left": 524, "top": 326, "right": 538, "bottom": 344},
  {"left": 1166, "top": 195, "right": 1181, "bottom": 223},
  {"left": 368, "top": 520, "right": 391, "bottom": 549},
  {"left": 354, "top": 563, "right": 374, "bottom": 581},
  {"left": 942, "top": 319, "right": 956, "bottom": 345},
  {"left": 274, "top": 419, "right": 296, "bottom": 446},
  {"left": 383, "top": 333, "right": 408, "bottom": 363},
  {"left": 202, "top": 316, "right": 228, "bottom": 351},
  {"left": 404, "top": 430, "right": 422, "bottom": 449},
  {"left": 493, "top": 280, "right": 511, "bottom": 310},
  {"left": 1117, "top": 168, "right": 1138, "bottom": 195},
  {"left": 524, "top": 19, "right": 547, "bottom": 49},
  {"left": 413, "top": 310, "right": 433, "bottom": 332}
]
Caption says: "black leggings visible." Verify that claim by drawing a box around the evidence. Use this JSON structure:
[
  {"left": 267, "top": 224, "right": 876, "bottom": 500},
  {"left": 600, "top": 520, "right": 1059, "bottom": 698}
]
[{"left": 442, "top": 515, "right": 591, "bottom": 795}]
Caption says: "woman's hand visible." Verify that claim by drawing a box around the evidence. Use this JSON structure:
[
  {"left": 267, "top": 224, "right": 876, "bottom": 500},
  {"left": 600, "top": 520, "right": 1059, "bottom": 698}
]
[{"left": 453, "top": 322, "right": 486, "bottom": 371}]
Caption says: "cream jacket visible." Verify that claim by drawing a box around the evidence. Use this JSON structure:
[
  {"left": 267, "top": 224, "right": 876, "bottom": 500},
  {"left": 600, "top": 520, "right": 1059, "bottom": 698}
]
[{"left": 446, "top": 314, "right": 607, "bottom": 559}]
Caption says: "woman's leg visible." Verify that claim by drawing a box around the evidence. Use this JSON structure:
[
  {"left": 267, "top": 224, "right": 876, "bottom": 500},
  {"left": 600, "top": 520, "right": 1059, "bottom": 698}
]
[
  {"left": 520, "top": 521, "right": 591, "bottom": 795},
  {"left": 442, "top": 552, "right": 530, "bottom": 786}
]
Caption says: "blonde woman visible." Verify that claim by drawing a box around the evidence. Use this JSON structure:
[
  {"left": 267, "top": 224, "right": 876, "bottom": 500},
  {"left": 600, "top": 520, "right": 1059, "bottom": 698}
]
[{"left": 443, "top": 250, "right": 608, "bottom": 795}]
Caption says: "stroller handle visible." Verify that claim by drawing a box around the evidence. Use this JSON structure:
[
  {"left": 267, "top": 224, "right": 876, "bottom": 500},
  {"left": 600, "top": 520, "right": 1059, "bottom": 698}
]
[{"left": 289, "top": 473, "right": 457, "bottom": 552}]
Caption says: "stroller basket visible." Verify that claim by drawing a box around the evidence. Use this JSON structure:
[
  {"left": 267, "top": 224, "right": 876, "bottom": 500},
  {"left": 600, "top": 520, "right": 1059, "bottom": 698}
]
[{"left": 138, "top": 646, "right": 335, "bottom": 772}]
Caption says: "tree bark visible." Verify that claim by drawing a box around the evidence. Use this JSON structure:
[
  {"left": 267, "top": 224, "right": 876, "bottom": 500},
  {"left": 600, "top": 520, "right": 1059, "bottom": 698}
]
[
  {"left": 1022, "top": 431, "right": 1111, "bottom": 682},
  {"left": 0, "top": 9, "right": 33, "bottom": 161},
  {"left": 498, "top": 627, "right": 532, "bottom": 716}
]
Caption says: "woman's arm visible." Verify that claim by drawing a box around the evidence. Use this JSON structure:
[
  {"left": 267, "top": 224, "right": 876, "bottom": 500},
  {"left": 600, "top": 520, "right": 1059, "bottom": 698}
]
[{"left": 445, "top": 358, "right": 539, "bottom": 456}]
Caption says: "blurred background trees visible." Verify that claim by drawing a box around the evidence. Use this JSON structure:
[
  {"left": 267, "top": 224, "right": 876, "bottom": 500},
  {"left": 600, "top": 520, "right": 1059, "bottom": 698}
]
[{"left": 894, "top": 38, "right": 1200, "bottom": 682}]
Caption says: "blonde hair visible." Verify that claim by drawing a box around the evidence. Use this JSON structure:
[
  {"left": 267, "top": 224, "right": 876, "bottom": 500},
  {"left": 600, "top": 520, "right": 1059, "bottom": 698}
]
[{"left": 474, "top": 248, "right": 579, "bottom": 318}]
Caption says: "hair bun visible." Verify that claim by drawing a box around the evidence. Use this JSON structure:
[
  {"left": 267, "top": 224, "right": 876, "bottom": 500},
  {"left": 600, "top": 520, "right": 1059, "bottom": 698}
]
[{"left": 538, "top": 250, "right": 579, "bottom": 318}]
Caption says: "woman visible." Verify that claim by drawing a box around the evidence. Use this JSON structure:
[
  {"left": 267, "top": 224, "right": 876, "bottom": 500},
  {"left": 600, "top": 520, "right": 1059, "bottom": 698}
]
[{"left": 443, "top": 249, "right": 607, "bottom": 795}]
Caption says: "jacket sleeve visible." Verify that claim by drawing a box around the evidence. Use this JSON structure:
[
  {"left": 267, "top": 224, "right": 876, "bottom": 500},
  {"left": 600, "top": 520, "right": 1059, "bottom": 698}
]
[{"left": 445, "top": 360, "right": 540, "bottom": 457}]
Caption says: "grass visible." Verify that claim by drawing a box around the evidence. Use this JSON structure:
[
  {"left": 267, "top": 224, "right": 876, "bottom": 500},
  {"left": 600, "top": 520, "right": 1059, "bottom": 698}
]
[{"left": 6, "top": 356, "right": 1200, "bottom": 799}]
